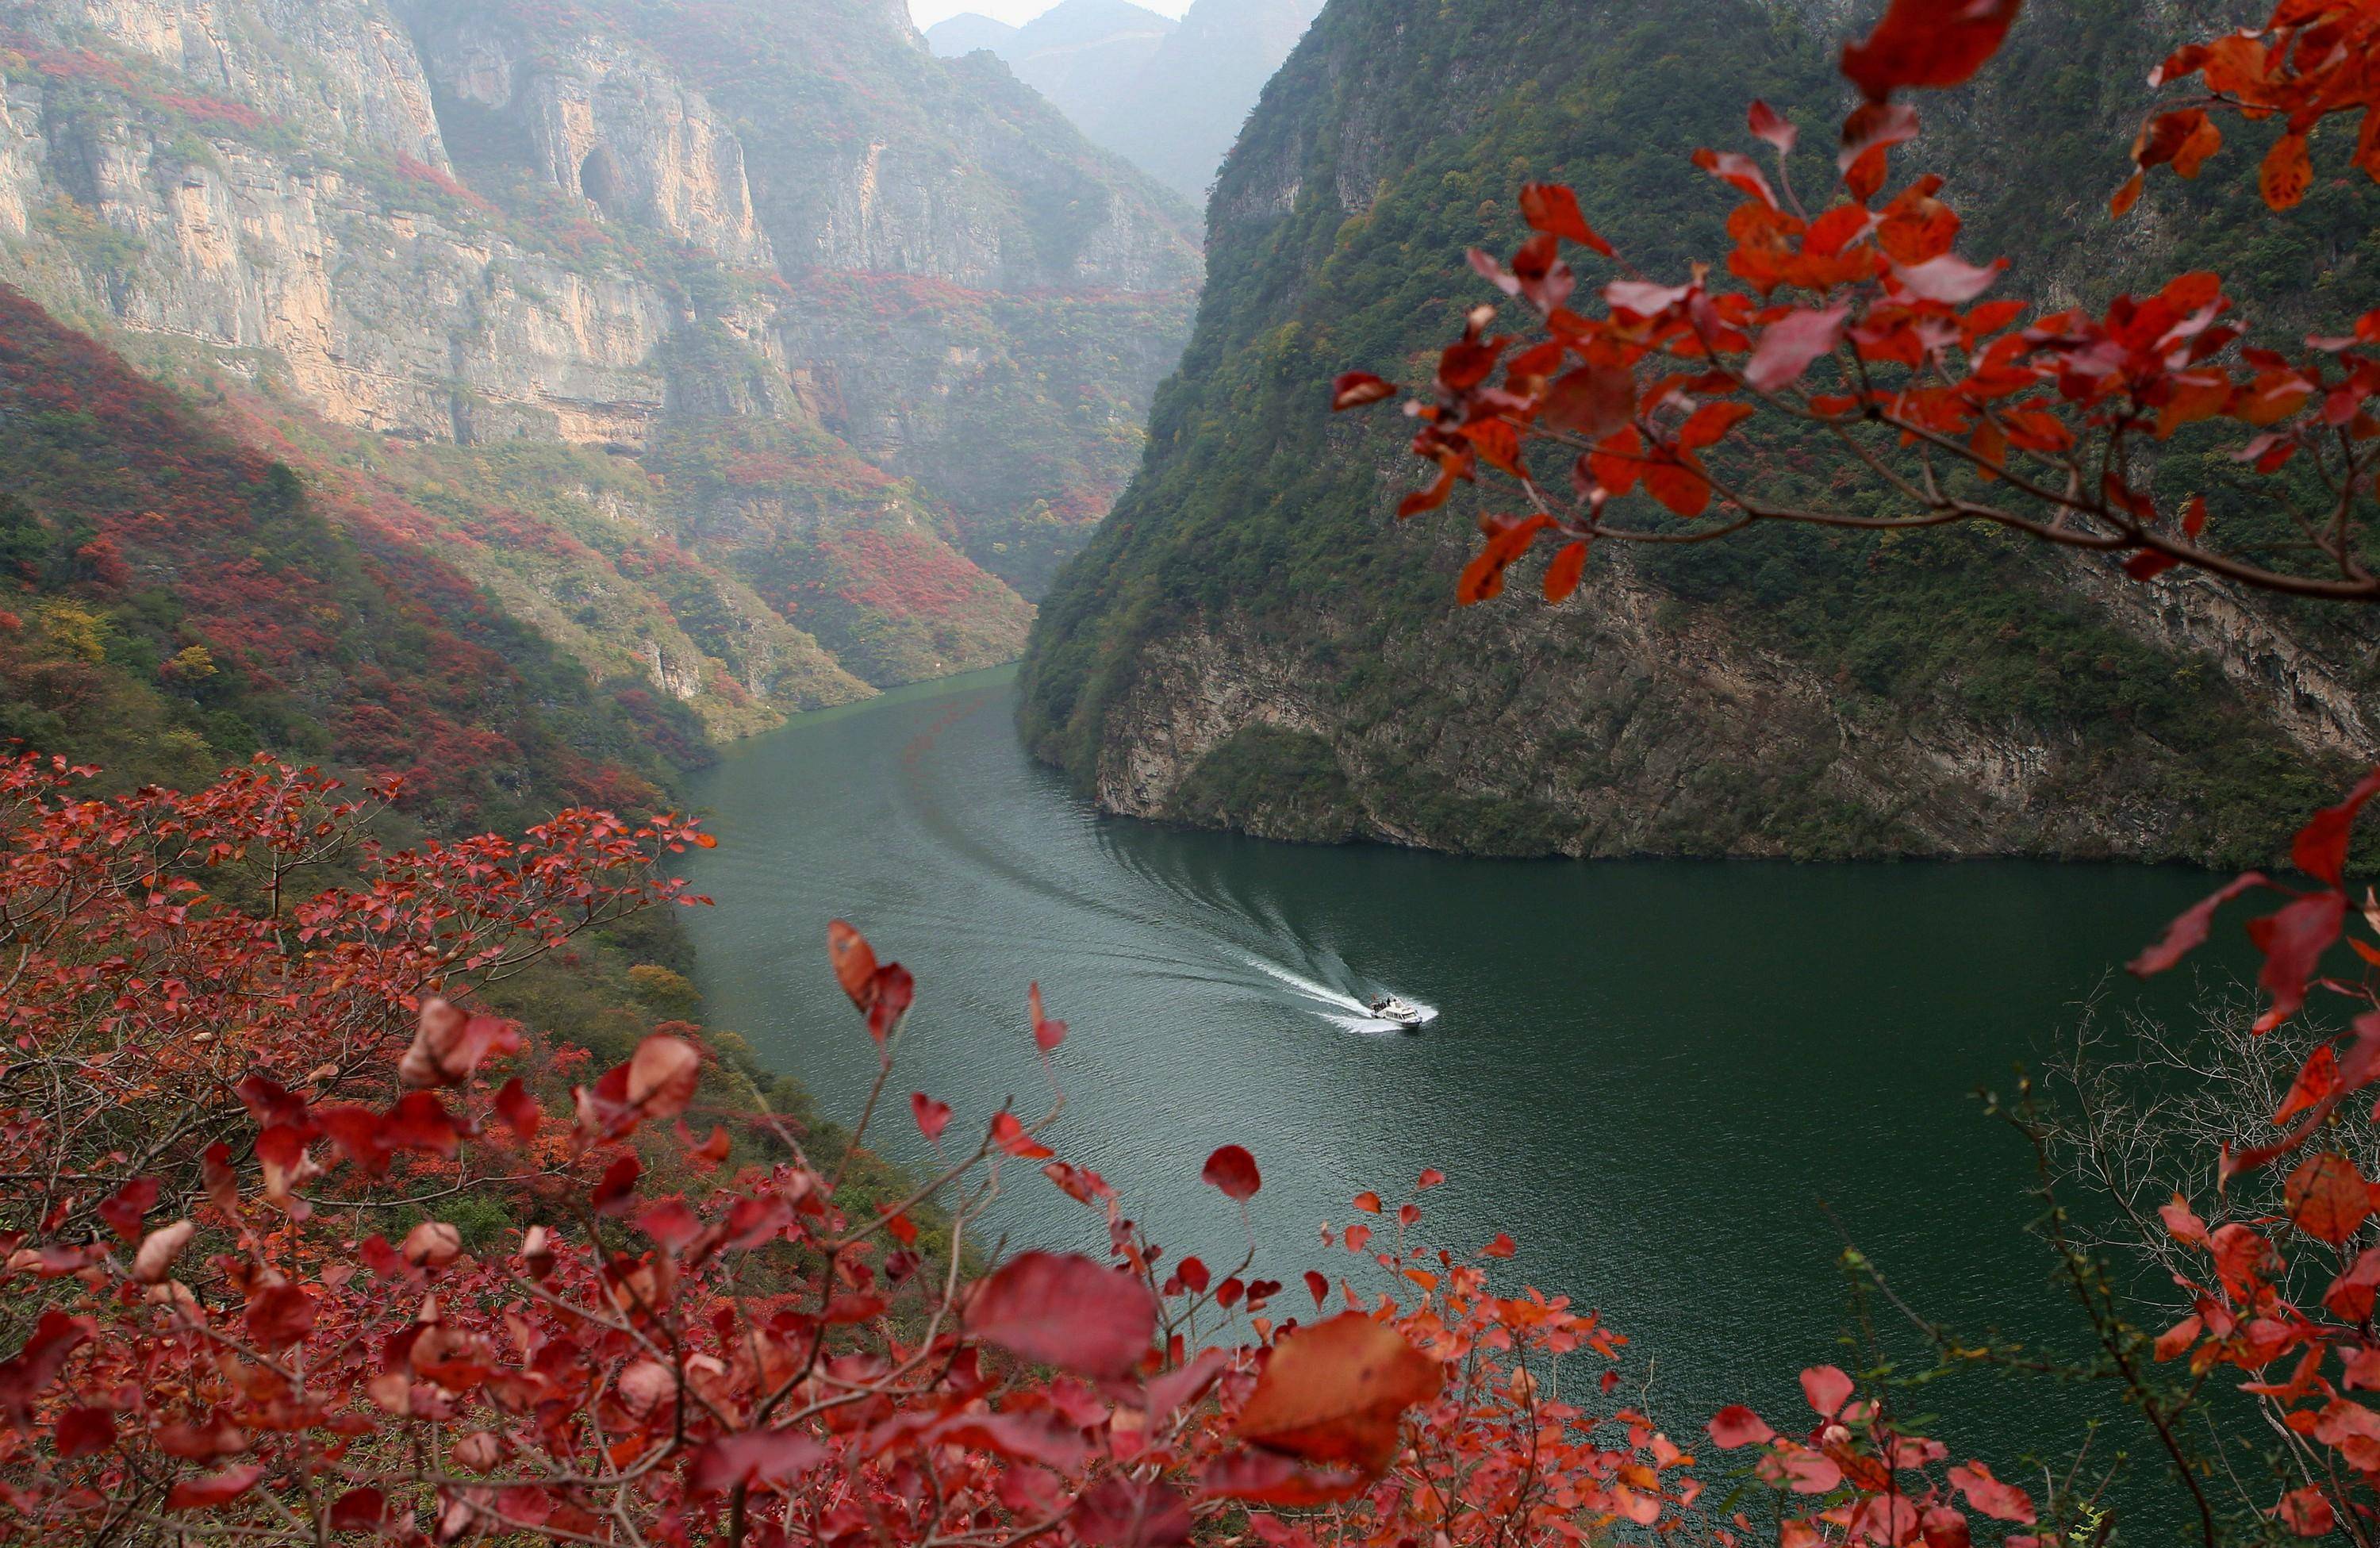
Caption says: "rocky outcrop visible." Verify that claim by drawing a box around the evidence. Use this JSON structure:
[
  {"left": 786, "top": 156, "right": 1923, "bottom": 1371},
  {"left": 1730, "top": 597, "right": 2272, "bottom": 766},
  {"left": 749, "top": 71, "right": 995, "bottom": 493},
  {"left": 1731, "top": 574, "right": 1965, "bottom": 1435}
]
[
  {"left": 0, "top": 0, "right": 1199, "bottom": 732},
  {"left": 1077, "top": 549, "right": 2316, "bottom": 862}
]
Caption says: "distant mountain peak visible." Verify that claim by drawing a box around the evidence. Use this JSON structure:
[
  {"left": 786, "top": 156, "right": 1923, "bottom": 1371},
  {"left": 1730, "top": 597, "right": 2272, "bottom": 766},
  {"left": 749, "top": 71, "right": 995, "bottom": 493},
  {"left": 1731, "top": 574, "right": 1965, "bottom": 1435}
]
[{"left": 926, "top": 11, "right": 1021, "bottom": 56}]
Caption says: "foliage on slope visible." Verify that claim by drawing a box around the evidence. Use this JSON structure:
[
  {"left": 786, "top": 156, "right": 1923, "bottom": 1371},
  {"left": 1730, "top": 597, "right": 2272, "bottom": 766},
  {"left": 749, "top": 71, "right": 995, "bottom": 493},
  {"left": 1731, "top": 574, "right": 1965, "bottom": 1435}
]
[
  {"left": 0, "top": 286, "right": 689, "bottom": 824},
  {"left": 1020, "top": 0, "right": 2371, "bottom": 864}
]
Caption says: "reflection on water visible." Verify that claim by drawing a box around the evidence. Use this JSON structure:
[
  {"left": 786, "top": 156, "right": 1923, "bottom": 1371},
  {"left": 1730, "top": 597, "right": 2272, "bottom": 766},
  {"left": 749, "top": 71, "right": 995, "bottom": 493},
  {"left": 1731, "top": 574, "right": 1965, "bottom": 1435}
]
[{"left": 683, "top": 665, "right": 2238, "bottom": 1500}]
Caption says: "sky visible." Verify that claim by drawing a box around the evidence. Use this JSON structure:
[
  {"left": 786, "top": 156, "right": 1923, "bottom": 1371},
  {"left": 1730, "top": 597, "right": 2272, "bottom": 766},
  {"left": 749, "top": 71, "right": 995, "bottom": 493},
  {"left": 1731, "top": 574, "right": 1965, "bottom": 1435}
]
[{"left": 910, "top": 0, "right": 1189, "bottom": 27}]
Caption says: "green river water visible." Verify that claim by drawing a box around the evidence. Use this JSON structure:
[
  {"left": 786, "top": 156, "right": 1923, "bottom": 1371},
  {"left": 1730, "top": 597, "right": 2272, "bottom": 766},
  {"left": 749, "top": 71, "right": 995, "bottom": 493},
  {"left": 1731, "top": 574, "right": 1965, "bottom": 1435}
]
[{"left": 682, "top": 665, "right": 2244, "bottom": 1505}]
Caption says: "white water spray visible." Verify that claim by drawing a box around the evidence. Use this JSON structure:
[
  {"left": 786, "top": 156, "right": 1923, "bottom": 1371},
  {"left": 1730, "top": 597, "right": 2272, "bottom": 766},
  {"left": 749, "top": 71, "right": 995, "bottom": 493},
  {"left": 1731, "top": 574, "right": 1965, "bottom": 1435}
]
[{"left": 1242, "top": 955, "right": 1438, "bottom": 1034}]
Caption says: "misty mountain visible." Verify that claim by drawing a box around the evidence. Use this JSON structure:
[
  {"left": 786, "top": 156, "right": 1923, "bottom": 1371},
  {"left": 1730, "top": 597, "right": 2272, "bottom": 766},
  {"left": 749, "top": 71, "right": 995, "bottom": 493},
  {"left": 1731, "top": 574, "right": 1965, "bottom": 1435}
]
[
  {"left": 931, "top": 0, "right": 1322, "bottom": 206},
  {"left": 1087, "top": 0, "right": 1324, "bottom": 203},
  {"left": 928, "top": 1, "right": 1177, "bottom": 135}
]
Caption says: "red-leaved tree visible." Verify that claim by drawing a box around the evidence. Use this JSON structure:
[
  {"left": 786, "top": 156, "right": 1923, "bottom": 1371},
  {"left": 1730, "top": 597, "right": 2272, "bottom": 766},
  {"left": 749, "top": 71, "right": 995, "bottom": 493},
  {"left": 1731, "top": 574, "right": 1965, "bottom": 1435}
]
[{"left": 1335, "top": 0, "right": 2380, "bottom": 604}]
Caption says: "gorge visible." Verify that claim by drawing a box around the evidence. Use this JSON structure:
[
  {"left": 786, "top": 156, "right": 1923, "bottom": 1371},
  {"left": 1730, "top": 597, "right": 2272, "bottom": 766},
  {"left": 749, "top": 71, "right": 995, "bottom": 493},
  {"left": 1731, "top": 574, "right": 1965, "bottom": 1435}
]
[{"left": 10, "top": 0, "right": 2380, "bottom": 1540}]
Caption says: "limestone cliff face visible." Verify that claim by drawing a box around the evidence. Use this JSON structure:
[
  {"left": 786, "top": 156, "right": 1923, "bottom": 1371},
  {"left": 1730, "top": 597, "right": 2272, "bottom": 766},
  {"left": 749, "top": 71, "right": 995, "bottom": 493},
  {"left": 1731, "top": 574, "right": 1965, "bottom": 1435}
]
[
  {"left": 1022, "top": 0, "right": 2380, "bottom": 866},
  {"left": 0, "top": 0, "right": 1200, "bottom": 736},
  {"left": 1077, "top": 549, "right": 2358, "bottom": 862}
]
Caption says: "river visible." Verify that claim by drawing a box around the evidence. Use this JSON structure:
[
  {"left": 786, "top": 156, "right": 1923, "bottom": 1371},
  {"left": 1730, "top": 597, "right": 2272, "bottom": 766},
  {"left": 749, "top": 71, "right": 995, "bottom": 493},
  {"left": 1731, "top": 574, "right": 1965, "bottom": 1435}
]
[{"left": 682, "top": 665, "right": 2236, "bottom": 1480}]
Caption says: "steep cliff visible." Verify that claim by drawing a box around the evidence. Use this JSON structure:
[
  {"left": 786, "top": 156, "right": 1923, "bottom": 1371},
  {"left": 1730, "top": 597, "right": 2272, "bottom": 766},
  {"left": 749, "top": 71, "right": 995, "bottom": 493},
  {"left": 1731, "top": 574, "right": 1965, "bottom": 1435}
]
[
  {"left": 1021, "top": 0, "right": 2380, "bottom": 865},
  {"left": 0, "top": 0, "right": 1200, "bottom": 736}
]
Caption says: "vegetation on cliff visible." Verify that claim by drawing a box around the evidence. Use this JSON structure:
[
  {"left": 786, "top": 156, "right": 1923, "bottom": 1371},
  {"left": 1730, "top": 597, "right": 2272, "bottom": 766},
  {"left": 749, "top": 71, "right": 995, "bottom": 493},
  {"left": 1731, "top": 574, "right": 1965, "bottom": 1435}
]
[{"left": 0, "top": 286, "right": 694, "bottom": 825}]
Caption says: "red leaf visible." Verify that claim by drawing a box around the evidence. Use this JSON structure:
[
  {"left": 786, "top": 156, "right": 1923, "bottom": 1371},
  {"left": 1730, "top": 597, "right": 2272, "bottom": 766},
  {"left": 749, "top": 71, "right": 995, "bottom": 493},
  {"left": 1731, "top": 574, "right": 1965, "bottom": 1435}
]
[
  {"left": 1350, "top": 1191, "right": 1382, "bottom": 1215},
  {"left": 1680, "top": 401, "right": 1756, "bottom": 451},
  {"left": 1518, "top": 183, "right": 1614, "bottom": 256},
  {"left": 155, "top": 1412, "right": 246, "bottom": 1460},
  {"left": 1748, "top": 99, "right": 1797, "bottom": 155},
  {"left": 493, "top": 1078, "right": 540, "bottom": 1143},
  {"left": 1708, "top": 1404, "right": 1775, "bottom": 1448},
  {"left": 2286, "top": 1152, "right": 2371, "bottom": 1245},
  {"left": 2294, "top": 770, "right": 2380, "bottom": 887},
  {"left": 911, "top": 1092, "right": 952, "bottom": 1143},
  {"left": 1948, "top": 1462, "right": 2036, "bottom": 1524},
  {"left": 167, "top": 1465, "right": 263, "bottom": 1512},
  {"left": 1541, "top": 363, "right": 1637, "bottom": 440},
  {"left": 592, "top": 1153, "right": 643, "bottom": 1215},
  {"left": 1692, "top": 148, "right": 1778, "bottom": 209},
  {"left": 2276, "top": 1487, "right": 2336, "bottom": 1537},
  {"left": 1458, "top": 515, "right": 1554, "bottom": 605},
  {"left": 1801, "top": 1365, "right": 1853, "bottom": 1418},
  {"left": 399, "top": 998, "right": 519, "bottom": 1089},
  {"left": 1480, "top": 1232, "right": 1518, "bottom": 1259},
  {"left": 866, "top": 963, "right": 916, "bottom": 1043},
  {"left": 96, "top": 1177, "right": 156, "bottom": 1243},
  {"left": 1331, "top": 372, "right": 1396, "bottom": 411},
  {"left": 1922, "top": 1505, "right": 1973, "bottom": 1548},
  {"left": 328, "top": 1490, "right": 388, "bottom": 1531},
  {"left": 1745, "top": 307, "right": 1849, "bottom": 393},
  {"left": 1029, "top": 981, "right": 1066, "bottom": 1053},
  {"left": 2278, "top": 1047, "right": 2343, "bottom": 1126},
  {"left": 628, "top": 1035, "right": 700, "bottom": 1118},
  {"left": 1203, "top": 1144, "right": 1263, "bottom": 1202},
  {"left": 1841, "top": 0, "right": 2024, "bottom": 102},
  {"left": 2263, "top": 133, "right": 2313, "bottom": 210},
  {"left": 1234, "top": 1312, "right": 1443, "bottom": 1475},
  {"left": 1645, "top": 456, "right": 1712, "bottom": 518},
  {"left": 1146, "top": 1347, "right": 1229, "bottom": 1418},
  {"left": 2249, "top": 890, "right": 2349, "bottom": 1031},
  {"left": 2129, "top": 873, "right": 2270, "bottom": 976},
  {"left": 1893, "top": 255, "right": 2006, "bottom": 304},
  {"left": 827, "top": 920, "right": 879, "bottom": 1008},
  {"left": 54, "top": 1405, "right": 112, "bottom": 1459},
  {"left": 2328, "top": 1247, "right": 2380, "bottom": 1321},
  {"left": 377, "top": 1091, "right": 461, "bottom": 1159},
  {"left": 2123, "top": 548, "right": 2180, "bottom": 582},
  {"left": 936, "top": 1409, "right": 1089, "bottom": 1472},
  {"left": 401, "top": 1220, "right": 463, "bottom": 1270},
  {"left": 991, "top": 1111, "right": 1053, "bottom": 1159},
  {"left": 1416, "top": 1168, "right": 1445, "bottom": 1189},
  {"left": 244, "top": 1282, "right": 316, "bottom": 1350},
  {"left": 969, "top": 1251, "right": 1157, "bottom": 1381},
  {"left": 1542, "top": 541, "right": 1590, "bottom": 603},
  {"left": 686, "top": 1429, "right": 828, "bottom": 1496}
]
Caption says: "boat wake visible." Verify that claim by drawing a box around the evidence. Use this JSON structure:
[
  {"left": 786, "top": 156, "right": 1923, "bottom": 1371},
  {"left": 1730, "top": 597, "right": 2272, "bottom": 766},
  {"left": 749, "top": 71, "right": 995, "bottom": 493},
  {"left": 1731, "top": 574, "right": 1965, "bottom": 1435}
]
[{"left": 1242, "top": 955, "right": 1439, "bottom": 1035}]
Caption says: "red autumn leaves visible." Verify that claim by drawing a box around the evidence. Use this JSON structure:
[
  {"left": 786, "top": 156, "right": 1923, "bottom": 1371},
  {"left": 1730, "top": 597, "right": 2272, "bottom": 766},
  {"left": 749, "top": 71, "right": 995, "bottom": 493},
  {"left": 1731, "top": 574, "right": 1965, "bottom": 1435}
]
[
  {"left": 830, "top": 918, "right": 916, "bottom": 1044},
  {"left": 2132, "top": 768, "right": 2380, "bottom": 1175},
  {"left": 1708, "top": 1364, "right": 2033, "bottom": 1548},
  {"left": 1234, "top": 1313, "right": 1443, "bottom": 1475},
  {"left": 1338, "top": 0, "right": 2380, "bottom": 617}
]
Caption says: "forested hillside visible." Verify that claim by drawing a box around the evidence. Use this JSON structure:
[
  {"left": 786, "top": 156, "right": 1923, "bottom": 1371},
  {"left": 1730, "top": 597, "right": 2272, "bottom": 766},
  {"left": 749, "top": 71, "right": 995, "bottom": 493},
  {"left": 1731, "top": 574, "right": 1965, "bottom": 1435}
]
[
  {"left": 1021, "top": 0, "right": 2380, "bottom": 864},
  {"left": 0, "top": 286, "right": 689, "bottom": 823}
]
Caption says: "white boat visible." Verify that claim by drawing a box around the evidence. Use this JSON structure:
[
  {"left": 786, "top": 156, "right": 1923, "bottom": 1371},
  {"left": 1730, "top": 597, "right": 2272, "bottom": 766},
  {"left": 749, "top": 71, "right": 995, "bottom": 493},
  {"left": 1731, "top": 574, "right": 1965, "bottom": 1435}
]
[{"left": 1369, "top": 996, "right": 1426, "bottom": 1028}]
